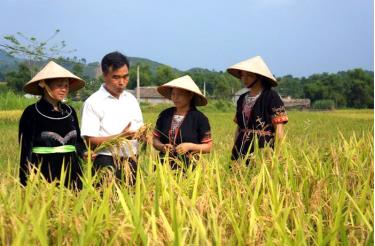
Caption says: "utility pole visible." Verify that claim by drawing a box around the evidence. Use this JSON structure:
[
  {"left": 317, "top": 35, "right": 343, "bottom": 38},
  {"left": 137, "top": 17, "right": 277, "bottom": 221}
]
[
  {"left": 203, "top": 81, "right": 206, "bottom": 96},
  {"left": 136, "top": 65, "right": 140, "bottom": 102}
]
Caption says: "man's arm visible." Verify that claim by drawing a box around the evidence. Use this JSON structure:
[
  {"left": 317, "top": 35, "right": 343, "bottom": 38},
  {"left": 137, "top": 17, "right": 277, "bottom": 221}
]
[
  {"left": 85, "top": 123, "right": 134, "bottom": 148},
  {"left": 81, "top": 100, "right": 136, "bottom": 148}
]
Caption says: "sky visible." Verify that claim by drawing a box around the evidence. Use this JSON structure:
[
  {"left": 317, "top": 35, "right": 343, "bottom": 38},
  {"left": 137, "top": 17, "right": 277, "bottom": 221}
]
[{"left": 0, "top": 0, "right": 373, "bottom": 77}]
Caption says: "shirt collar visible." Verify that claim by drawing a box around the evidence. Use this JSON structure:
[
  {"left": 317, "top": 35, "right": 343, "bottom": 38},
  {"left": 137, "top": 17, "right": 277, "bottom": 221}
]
[{"left": 99, "top": 84, "right": 128, "bottom": 99}]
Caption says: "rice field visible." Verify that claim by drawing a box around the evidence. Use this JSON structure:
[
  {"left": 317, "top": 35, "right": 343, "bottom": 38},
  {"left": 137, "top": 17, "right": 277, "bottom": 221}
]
[{"left": 0, "top": 108, "right": 373, "bottom": 245}]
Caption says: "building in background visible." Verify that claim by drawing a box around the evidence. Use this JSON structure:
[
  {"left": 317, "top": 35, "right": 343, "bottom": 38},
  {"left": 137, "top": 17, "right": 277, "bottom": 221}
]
[
  {"left": 233, "top": 88, "right": 310, "bottom": 109},
  {"left": 128, "top": 86, "right": 170, "bottom": 104}
]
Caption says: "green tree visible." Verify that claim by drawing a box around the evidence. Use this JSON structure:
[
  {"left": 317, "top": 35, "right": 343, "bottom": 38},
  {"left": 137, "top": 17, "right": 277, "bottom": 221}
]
[
  {"left": 5, "top": 62, "right": 32, "bottom": 92},
  {"left": 128, "top": 63, "right": 153, "bottom": 89},
  {"left": 277, "top": 75, "right": 304, "bottom": 98},
  {"left": 69, "top": 62, "right": 88, "bottom": 100},
  {"left": 301, "top": 69, "right": 373, "bottom": 108},
  {"left": 213, "top": 79, "right": 231, "bottom": 99},
  {"left": 79, "top": 77, "right": 103, "bottom": 100},
  {"left": 345, "top": 69, "right": 373, "bottom": 108},
  {"left": 155, "top": 65, "right": 178, "bottom": 85}
]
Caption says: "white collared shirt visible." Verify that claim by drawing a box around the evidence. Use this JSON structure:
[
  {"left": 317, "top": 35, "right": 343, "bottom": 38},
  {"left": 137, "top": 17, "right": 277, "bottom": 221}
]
[{"left": 81, "top": 85, "right": 143, "bottom": 157}]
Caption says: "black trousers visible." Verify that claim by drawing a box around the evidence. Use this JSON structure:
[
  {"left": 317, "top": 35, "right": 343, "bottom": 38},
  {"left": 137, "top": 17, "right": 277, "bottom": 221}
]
[{"left": 93, "top": 155, "right": 137, "bottom": 186}]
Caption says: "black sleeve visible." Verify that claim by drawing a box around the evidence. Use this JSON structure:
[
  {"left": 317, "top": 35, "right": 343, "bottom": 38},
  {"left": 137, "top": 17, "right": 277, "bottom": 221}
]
[
  {"left": 18, "top": 106, "right": 35, "bottom": 186},
  {"left": 153, "top": 108, "right": 171, "bottom": 140},
  {"left": 197, "top": 112, "right": 212, "bottom": 143},
  {"left": 267, "top": 90, "right": 288, "bottom": 124},
  {"left": 71, "top": 107, "right": 86, "bottom": 158},
  {"left": 234, "top": 93, "right": 246, "bottom": 125},
  {"left": 153, "top": 112, "right": 164, "bottom": 138}
]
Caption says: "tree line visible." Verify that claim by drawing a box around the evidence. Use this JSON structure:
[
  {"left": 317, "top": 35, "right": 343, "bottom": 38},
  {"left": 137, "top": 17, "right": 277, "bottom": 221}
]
[
  {"left": 2, "top": 60, "right": 373, "bottom": 109},
  {"left": 276, "top": 69, "right": 373, "bottom": 108},
  {"left": 1, "top": 31, "right": 373, "bottom": 108}
]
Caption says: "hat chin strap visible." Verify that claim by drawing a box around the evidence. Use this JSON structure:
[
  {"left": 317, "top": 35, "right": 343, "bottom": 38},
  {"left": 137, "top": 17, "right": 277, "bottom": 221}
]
[
  {"left": 39, "top": 80, "right": 59, "bottom": 101},
  {"left": 246, "top": 79, "right": 259, "bottom": 89}
]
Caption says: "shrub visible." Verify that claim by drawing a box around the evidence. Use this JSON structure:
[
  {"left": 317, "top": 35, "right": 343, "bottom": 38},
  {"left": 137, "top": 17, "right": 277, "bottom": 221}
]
[
  {"left": 312, "top": 99, "right": 335, "bottom": 110},
  {"left": 0, "top": 91, "right": 37, "bottom": 110}
]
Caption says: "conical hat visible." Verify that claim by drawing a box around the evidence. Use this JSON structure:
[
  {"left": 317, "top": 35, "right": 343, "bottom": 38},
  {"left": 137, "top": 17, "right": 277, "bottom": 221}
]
[
  {"left": 227, "top": 56, "right": 277, "bottom": 86},
  {"left": 157, "top": 75, "right": 207, "bottom": 106},
  {"left": 23, "top": 61, "right": 85, "bottom": 95}
]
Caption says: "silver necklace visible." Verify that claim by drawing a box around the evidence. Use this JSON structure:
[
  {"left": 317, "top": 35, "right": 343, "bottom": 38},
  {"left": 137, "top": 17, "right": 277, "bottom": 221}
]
[{"left": 34, "top": 103, "right": 72, "bottom": 120}]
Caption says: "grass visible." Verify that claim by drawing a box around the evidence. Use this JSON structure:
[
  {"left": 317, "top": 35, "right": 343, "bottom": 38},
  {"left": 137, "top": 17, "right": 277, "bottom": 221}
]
[{"left": 0, "top": 104, "right": 373, "bottom": 244}]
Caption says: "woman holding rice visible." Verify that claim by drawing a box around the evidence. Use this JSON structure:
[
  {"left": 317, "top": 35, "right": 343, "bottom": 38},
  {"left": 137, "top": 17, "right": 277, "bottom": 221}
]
[{"left": 152, "top": 75, "right": 212, "bottom": 170}]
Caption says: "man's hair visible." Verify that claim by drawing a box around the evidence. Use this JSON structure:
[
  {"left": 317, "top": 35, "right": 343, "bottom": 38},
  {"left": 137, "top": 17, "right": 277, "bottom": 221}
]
[{"left": 101, "top": 51, "right": 129, "bottom": 75}]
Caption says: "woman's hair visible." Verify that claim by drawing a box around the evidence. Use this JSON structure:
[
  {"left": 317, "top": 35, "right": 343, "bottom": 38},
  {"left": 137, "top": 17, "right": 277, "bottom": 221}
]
[
  {"left": 256, "top": 74, "right": 272, "bottom": 89},
  {"left": 37, "top": 79, "right": 50, "bottom": 95},
  {"left": 37, "top": 85, "right": 44, "bottom": 95},
  {"left": 190, "top": 95, "right": 196, "bottom": 107}
]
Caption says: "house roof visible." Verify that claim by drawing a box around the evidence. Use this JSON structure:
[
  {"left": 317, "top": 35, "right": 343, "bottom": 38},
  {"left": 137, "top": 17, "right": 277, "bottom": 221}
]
[{"left": 136, "top": 86, "right": 164, "bottom": 98}]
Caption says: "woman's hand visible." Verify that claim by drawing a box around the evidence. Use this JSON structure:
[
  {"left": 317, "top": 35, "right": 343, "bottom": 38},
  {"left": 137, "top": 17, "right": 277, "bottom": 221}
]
[
  {"left": 175, "top": 143, "right": 193, "bottom": 154},
  {"left": 163, "top": 143, "right": 174, "bottom": 152},
  {"left": 153, "top": 137, "right": 174, "bottom": 153}
]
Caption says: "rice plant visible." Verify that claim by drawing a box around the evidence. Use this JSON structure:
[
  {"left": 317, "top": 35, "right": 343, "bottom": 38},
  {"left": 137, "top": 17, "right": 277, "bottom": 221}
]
[{"left": 0, "top": 109, "right": 373, "bottom": 245}]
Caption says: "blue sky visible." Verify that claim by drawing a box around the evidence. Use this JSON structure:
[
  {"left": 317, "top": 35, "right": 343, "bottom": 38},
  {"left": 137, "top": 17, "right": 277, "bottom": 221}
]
[{"left": 0, "top": 0, "right": 373, "bottom": 77}]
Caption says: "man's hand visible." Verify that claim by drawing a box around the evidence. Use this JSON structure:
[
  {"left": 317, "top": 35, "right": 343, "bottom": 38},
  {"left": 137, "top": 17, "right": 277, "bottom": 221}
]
[
  {"left": 121, "top": 122, "right": 136, "bottom": 138},
  {"left": 83, "top": 151, "right": 97, "bottom": 160}
]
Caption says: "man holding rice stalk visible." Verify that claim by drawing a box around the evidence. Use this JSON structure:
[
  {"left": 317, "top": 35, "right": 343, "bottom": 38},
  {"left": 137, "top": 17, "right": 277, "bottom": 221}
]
[
  {"left": 227, "top": 56, "right": 288, "bottom": 166},
  {"left": 81, "top": 51, "right": 143, "bottom": 185}
]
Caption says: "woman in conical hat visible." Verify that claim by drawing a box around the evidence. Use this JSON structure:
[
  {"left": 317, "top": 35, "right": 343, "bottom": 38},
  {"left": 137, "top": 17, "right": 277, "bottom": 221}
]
[
  {"left": 153, "top": 75, "right": 212, "bottom": 170},
  {"left": 227, "top": 56, "right": 288, "bottom": 165},
  {"left": 19, "top": 61, "right": 87, "bottom": 189}
]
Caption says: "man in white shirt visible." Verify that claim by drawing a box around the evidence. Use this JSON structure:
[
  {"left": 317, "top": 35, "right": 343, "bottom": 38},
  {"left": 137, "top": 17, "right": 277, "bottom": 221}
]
[{"left": 81, "top": 52, "right": 143, "bottom": 185}]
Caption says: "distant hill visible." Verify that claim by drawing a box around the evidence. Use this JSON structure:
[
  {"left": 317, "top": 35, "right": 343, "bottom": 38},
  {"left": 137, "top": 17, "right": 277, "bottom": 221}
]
[
  {"left": 0, "top": 49, "right": 183, "bottom": 79},
  {"left": 129, "top": 57, "right": 167, "bottom": 74},
  {"left": 0, "top": 49, "right": 21, "bottom": 80},
  {"left": 187, "top": 67, "right": 213, "bottom": 73},
  {"left": 0, "top": 49, "right": 22, "bottom": 63}
]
